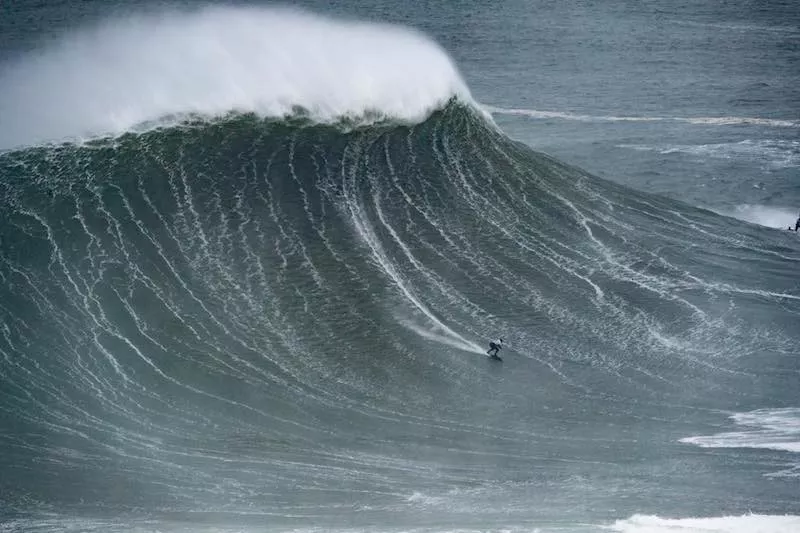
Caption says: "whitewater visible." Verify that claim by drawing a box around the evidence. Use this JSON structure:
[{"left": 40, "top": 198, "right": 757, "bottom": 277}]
[
  {"left": 0, "top": 6, "right": 473, "bottom": 149},
  {"left": 1, "top": 3, "right": 799, "bottom": 533}
]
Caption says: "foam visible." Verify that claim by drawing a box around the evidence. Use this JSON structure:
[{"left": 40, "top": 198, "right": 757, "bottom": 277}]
[
  {"left": 606, "top": 514, "right": 800, "bottom": 533},
  {"left": 0, "top": 6, "right": 473, "bottom": 149},
  {"left": 680, "top": 408, "right": 800, "bottom": 453}
]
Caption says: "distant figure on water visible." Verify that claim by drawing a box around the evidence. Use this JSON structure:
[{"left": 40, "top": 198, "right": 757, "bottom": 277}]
[
  {"left": 794, "top": 214, "right": 800, "bottom": 231},
  {"left": 487, "top": 338, "right": 503, "bottom": 359}
]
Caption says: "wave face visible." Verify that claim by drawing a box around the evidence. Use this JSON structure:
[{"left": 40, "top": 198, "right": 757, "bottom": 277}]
[
  {"left": 2, "top": 102, "right": 799, "bottom": 530},
  {"left": 1, "top": 7, "right": 799, "bottom": 532}
]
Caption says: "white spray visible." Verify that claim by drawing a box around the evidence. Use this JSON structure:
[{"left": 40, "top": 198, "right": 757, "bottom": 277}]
[{"left": 0, "top": 6, "right": 473, "bottom": 149}]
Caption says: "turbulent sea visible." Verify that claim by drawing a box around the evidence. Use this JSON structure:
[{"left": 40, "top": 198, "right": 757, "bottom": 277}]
[{"left": 0, "top": 2, "right": 799, "bottom": 532}]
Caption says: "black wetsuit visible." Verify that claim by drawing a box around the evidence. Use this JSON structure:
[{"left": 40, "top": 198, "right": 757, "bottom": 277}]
[{"left": 487, "top": 341, "right": 502, "bottom": 357}]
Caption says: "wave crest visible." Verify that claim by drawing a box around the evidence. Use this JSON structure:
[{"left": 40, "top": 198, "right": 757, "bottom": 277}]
[{"left": 0, "top": 6, "right": 473, "bottom": 149}]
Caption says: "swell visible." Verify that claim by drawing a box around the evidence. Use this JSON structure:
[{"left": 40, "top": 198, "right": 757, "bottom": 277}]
[{"left": 0, "top": 104, "right": 798, "bottom": 519}]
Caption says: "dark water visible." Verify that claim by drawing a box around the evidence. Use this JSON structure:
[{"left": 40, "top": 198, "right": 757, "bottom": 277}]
[{"left": 0, "top": 2, "right": 798, "bottom": 532}]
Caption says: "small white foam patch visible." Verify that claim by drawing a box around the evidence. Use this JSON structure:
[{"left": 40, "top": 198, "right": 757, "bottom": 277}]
[
  {"left": 680, "top": 408, "right": 800, "bottom": 453},
  {"left": 715, "top": 205, "right": 799, "bottom": 230},
  {"left": 406, "top": 490, "right": 446, "bottom": 506},
  {"left": 0, "top": 6, "right": 473, "bottom": 149},
  {"left": 606, "top": 514, "right": 800, "bottom": 533}
]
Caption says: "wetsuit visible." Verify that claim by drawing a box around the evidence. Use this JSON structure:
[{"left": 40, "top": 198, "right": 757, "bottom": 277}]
[{"left": 487, "top": 339, "right": 503, "bottom": 357}]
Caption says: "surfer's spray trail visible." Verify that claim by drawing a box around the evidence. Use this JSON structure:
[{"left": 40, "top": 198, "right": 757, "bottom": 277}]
[{"left": 0, "top": 5, "right": 798, "bottom": 532}]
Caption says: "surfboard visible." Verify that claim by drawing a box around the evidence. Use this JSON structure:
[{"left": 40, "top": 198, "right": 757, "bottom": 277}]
[{"left": 487, "top": 354, "right": 503, "bottom": 362}]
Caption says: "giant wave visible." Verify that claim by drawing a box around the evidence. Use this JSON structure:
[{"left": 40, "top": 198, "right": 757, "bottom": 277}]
[{"left": 1, "top": 6, "right": 799, "bottom": 532}]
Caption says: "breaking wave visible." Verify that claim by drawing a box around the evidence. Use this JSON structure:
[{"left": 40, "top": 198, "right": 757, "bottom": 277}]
[
  {"left": 1, "top": 5, "right": 799, "bottom": 531},
  {"left": 0, "top": 6, "right": 473, "bottom": 150}
]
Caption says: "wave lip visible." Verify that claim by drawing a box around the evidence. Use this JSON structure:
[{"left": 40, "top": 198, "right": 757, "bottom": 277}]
[{"left": 0, "top": 6, "right": 473, "bottom": 149}]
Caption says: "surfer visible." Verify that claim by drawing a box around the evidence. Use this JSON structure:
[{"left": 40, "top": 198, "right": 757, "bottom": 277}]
[
  {"left": 487, "top": 338, "right": 503, "bottom": 359},
  {"left": 794, "top": 214, "right": 800, "bottom": 231}
]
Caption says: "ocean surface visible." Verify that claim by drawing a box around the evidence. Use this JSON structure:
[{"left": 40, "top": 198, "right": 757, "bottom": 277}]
[{"left": 1, "top": 1, "right": 799, "bottom": 532}]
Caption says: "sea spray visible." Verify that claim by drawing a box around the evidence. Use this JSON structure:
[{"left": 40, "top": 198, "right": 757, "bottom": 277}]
[{"left": 0, "top": 5, "right": 473, "bottom": 149}]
